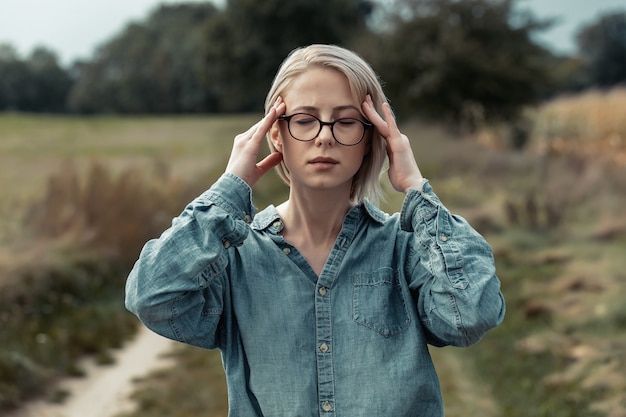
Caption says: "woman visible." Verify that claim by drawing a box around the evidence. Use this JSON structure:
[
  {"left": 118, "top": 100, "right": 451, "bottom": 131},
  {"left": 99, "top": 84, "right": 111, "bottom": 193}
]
[{"left": 126, "top": 44, "right": 505, "bottom": 416}]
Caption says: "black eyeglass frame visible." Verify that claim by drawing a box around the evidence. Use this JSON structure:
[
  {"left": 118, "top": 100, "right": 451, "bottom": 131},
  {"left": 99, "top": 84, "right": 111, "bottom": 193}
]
[{"left": 278, "top": 113, "right": 373, "bottom": 146}]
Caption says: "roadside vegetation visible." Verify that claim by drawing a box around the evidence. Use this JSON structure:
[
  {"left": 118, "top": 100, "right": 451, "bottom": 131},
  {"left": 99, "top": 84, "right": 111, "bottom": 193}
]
[
  {"left": 0, "top": 114, "right": 253, "bottom": 411},
  {"left": 1, "top": 87, "right": 625, "bottom": 416}
]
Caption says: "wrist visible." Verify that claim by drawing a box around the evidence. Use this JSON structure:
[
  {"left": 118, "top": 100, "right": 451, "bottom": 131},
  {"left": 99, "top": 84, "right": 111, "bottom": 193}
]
[{"left": 404, "top": 178, "right": 425, "bottom": 193}]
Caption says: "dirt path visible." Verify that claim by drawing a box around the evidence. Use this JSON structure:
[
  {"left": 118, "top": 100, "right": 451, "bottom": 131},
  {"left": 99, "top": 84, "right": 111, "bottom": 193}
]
[{"left": 7, "top": 326, "right": 176, "bottom": 417}]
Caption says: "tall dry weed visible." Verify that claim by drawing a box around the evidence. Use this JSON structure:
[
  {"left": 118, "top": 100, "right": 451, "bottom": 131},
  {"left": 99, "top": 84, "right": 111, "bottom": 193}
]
[
  {"left": 528, "top": 87, "right": 626, "bottom": 166},
  {"left": 25, "top": 160, "right": 189, "bottom": 266},
  {"left": 476, "top": 87, "right": 626, "bottom": 233}
]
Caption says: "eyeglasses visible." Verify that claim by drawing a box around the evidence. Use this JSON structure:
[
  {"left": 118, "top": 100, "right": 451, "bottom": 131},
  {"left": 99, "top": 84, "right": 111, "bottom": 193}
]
[{"left": 278, "top": 113, "right": 372, "bottom": 146}]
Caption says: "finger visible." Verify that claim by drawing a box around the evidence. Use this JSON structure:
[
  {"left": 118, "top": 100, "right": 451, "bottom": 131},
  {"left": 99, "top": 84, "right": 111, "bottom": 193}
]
[
  {"left": 380, "top": 102, "right": 400, "bottom": 133},
  {"left": 376, "top": 101, "right": 405, "bottom": 146},
  {"left": 362, "top": 96, "right": 390, "bottom": 137},
  {"left": 361, "top": 95, "right": 382, "bottom": 123},
  {"left": 256, "top": 151, "right": 283, "bottom": 175},
  {"left": 251, "top": 100, "right": 286, "bottom": 143}
]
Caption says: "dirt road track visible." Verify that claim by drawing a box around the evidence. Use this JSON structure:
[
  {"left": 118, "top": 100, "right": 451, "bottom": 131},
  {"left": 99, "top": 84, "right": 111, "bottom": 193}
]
[{"left": 7, "top": 326, "right": 176, "bottom": 417}]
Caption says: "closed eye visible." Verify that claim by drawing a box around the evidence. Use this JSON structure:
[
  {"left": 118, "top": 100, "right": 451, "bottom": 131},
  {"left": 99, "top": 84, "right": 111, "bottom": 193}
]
[
  {"left": 294, "top": 118, "right": 317, "bottom": 126},
  {"left": 291, "top": 114, "right": 318, "bottom": 125},
  {"left": 337, "top": 118, "right": 359, "bottom": 126}
]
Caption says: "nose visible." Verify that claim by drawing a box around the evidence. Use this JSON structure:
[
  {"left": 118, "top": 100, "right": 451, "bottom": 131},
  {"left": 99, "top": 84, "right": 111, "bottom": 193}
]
[{"left": 316, "top": 123, "right": 334, "bottom": 146}]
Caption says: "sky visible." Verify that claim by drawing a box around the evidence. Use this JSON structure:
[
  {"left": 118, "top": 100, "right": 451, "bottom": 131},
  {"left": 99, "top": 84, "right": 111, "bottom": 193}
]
[{"left": 1, "top": 0, "right": 625, "bottom": 65}]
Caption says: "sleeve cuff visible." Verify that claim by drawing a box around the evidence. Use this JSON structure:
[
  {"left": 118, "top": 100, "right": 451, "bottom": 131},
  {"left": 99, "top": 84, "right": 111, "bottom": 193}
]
[
  {"left": 200, "top": 172, "right": 258, "bottom": 222},
  {"left": 400, "top": 179, "right": 442, "bottom": 232}
]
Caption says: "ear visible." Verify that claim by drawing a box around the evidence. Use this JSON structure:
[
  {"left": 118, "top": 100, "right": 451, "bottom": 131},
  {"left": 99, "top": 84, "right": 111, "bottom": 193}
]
[{"left": 270, "top": 121, "right": 283, "bottom": 151}]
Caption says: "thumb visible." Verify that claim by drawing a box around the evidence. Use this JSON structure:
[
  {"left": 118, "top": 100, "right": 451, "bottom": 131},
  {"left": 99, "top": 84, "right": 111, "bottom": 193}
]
[{"left": 256, "top": 152, "right": 283, "bottom": 176}]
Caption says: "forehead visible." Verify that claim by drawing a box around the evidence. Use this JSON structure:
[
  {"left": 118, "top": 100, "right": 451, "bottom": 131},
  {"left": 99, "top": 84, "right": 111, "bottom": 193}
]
[{"left": 283, "top": 67, "right": 356, "bottom": 109}]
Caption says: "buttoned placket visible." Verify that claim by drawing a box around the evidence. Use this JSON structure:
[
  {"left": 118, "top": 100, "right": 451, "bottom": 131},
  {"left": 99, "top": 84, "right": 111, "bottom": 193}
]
[
  {"left": 315, "top": 266, "right": 334, "bottom": 415},
  {"left": 265, "top": 215, "right": 336, "bottom": 414},
  {"left": 314, "top": 211, "right": 358, "bottom": 416},
  {"left": 268, "top": 222, "right": 318, "bottom": 282},
  {"left": 263, "top": 208, "right": 360, "bottom": 415}
]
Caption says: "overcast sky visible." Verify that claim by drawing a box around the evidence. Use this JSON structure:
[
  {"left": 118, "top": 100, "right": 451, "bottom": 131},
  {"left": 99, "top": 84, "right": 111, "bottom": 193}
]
[{"left": 1, "top": 0, "right": 625, "bottom": 65}]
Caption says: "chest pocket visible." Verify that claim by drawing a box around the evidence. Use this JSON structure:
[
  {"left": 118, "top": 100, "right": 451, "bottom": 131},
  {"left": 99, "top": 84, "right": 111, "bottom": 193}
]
[{"left": 352, "top": 267, "right": 410, "bottom": 337}]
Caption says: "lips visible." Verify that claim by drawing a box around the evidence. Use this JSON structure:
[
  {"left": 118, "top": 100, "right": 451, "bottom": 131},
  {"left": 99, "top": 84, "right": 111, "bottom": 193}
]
[{"left": 309, "top": 157, "right": 338, "bottom": 164}]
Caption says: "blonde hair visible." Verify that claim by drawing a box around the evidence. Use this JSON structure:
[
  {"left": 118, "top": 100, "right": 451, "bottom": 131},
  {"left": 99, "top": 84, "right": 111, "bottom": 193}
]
[{"left": 265, "top": 44, "right": 388, "bottom": 204}]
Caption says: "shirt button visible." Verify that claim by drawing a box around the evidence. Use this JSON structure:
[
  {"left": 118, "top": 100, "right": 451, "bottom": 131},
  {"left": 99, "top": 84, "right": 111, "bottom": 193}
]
[
  {"left": 243, "top": 214, "right": 252, "bottom": 223},
  {"left": 273, "top": 221, "right": 281, "bottom": 228},
  {"left": 440, "top": 233, "right": 448, "bottom": 242},
  {"left": 319, "top": 343, "right": 329, "bottom": 353},
  {"left": 223, "top": 240, "right": 231, "bottom": 249},
  {"left": 282, "top": 247, "right": 291, "bottom": 255},
  {"left": 318, "top": 287, "right": 327, "bottom": 296},
  {"left": 322, "top": 401, "right": 332, "bottom": 412}
]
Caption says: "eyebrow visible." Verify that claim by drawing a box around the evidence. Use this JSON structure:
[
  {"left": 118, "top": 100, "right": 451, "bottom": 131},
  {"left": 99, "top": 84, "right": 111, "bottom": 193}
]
[{"left": 291, "top": 105, "right": 361, "bottom": 114}]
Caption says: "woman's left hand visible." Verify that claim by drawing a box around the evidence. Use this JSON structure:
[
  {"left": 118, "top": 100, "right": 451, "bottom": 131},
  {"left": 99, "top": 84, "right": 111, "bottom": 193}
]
[{"left": 362, "top": 95, "right": 424, "bottom": 193}]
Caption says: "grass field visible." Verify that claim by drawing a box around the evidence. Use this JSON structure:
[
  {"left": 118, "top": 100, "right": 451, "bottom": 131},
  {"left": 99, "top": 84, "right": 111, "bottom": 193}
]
[
  {"left": 1, "top": 92, "right": 625, "bottom": 416},
  {"left": 0, "top": 113, "right": 260, "bottom": 243}
]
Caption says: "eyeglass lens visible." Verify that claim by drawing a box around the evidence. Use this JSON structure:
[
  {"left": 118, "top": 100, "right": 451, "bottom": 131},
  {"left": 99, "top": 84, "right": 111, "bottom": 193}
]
[{"left": 287, "top": 114, "right": 366, "bottom": 145}]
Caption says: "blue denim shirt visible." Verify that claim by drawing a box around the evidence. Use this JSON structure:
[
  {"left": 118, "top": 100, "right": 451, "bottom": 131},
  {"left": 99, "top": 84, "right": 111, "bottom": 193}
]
[{"left": 126, "top": 173, "right": 505, "bottom": 417}]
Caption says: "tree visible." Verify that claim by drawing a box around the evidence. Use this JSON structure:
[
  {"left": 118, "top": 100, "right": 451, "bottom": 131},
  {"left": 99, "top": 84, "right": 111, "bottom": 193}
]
[
  {"left": 356, "top": 0, "right": 554, "bottom": 128},
  {"left": 202, "top": 0, "right": 374, "bottom": 112},
  {"left": 68, "top": 3, "right": 220, "bottom": 113},
  {"left": 576, "top": 11, "right": 626, "bottom": 87},
  {"left": 0, "top": 44, "right": 27, "bottom": 110},
  {"left": 0, "top": 44, "right": 71, "bottom": 112},
  {"left": 26, "top": 47, "right": 72, "bottom": 112},
  {"left": 68, "top": 0, "right": 374, "bottom": 114}
]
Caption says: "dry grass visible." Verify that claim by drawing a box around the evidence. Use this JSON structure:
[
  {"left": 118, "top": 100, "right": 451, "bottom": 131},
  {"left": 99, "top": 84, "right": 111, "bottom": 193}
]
[
  {"left": 0, "top": 113, "right": 258, "bottom": 244},
  {"left": 527, "top": 87, "right": 626, "bottom": 166},
  {"left": 25, "top": 161, "right": 186, "bottom": 265}
]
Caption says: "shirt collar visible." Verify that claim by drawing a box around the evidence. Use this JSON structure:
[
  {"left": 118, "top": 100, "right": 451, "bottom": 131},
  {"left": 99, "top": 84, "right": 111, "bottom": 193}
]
[
  {"left": 251, "top": 205, "right": 283, "bottom": 232},
  {"left": 251, "top": 200, "right": 387, "bottom": 233}
]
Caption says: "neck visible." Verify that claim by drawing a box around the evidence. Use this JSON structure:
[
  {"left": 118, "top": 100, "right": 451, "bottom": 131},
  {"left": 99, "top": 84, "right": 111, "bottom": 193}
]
[{"left": 277, "top": 186, "right": 353, "bottom": 245}]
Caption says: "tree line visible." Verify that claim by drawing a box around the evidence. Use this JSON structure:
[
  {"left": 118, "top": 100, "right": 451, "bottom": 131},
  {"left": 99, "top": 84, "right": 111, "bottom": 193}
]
[{"left": 1, "top": 0, "right": 625, "bottom": 126}]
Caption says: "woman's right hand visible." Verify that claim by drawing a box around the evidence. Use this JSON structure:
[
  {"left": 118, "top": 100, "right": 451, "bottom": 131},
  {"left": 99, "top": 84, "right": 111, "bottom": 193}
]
[{"left": 225, "top": 97, "right": 286, "bottom": 187}]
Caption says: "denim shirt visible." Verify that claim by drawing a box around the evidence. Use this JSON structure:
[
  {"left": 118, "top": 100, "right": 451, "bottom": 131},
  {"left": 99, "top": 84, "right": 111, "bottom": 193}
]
[{"left": 125, "top": 173, "right": 505, "bottom": 417}]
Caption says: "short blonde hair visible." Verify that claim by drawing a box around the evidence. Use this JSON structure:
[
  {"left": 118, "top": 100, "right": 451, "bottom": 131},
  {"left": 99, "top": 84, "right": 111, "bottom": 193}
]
[{"left": 265, "top": 44, "right": 388, "bottom": 204}]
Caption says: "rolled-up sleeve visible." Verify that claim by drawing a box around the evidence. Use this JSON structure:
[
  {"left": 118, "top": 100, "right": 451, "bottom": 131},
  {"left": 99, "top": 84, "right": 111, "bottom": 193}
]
[
  {"left": 125, "top": 173, "right": 255, "bottom": 349},
  {"left": 401, "top": 180, "right": 505, "bottom": 347}
]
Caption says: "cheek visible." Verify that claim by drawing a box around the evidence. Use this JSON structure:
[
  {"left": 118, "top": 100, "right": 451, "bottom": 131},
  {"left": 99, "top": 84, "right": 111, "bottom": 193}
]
[
  {"left": 279, "top": 139, "right": 297, "bottom": 170},
  {"left": 354, "top": 144, "right": 370, "bottom": 165},
  {"left": 281, "top": 141, "right": 303, "bottom": 168}
]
